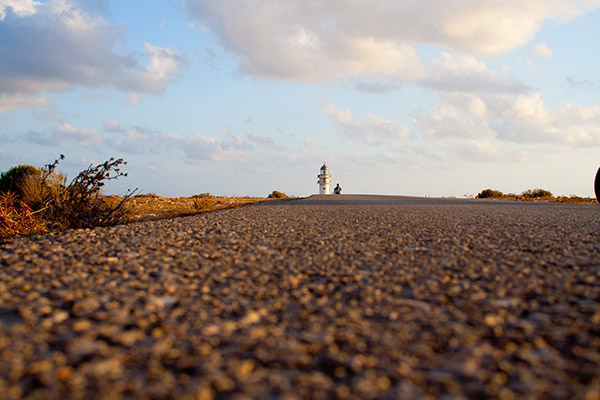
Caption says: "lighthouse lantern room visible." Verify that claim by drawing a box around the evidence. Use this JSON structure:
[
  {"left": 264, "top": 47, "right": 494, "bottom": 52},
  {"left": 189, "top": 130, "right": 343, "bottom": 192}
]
[{"left": 317, "top": 163, "right": 331, "bottom": 194}]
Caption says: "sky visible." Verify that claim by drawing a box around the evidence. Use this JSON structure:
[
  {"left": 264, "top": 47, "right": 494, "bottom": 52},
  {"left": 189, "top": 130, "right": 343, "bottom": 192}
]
[{"left": 1, "top": 0, "right": 600, "bottom": 198}]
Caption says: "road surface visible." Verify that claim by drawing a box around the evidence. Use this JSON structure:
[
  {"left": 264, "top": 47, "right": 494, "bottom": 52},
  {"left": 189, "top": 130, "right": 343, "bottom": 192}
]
[{"left": 1, "top": 195, "right": 599, "bottom": 399}]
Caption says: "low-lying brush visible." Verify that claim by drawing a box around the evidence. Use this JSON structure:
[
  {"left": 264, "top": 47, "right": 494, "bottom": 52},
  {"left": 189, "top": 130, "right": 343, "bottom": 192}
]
[
  {"left": 1, "top": 156, "right": 267, "bottom": 239},
  {"left": 41, "top": 157, "right": 137, "bottom": 229},
  {"left": 267, "top": 190, "right": 289, "bottom": 199},
  {"left": 475, "top": 189, "right": 504, "bottom": 199},
  {"left": 0, "top": 155, "right": 137, "bottom": 236},
  {"left": 476, "top": 188, "right": 596, "bottom": 203}
]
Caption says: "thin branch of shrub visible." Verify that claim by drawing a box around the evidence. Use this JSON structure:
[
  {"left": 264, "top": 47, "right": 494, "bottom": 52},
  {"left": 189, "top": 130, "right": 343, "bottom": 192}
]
[{"left": 41, "top": 156, "right": 139, "bottom": 229}]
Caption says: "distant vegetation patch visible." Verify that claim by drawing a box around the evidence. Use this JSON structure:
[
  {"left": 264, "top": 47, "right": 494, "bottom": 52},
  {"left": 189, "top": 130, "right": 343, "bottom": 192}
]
[
  {"left": 521, "top": 188, "right": 553, "bottom": 198},
  {"left": 267, "top": 190, "right": 289, "bottom": 199},
  {"left": 475, "top": 188, "right": 595, "bottom": 203},
  {"left": 475, "top": 189, "right": 504, "bottom": 199}
]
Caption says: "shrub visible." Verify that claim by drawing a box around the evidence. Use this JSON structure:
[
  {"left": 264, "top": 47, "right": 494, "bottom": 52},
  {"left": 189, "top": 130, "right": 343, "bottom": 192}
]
[
  {"left": 522, "top": 188, "right": 553, "bottom": 199},
  {"left": 268, "top": 190, "right": 289, "bottom": 199},
  {"left": 476, "top": 189, "right": 504, "bottom": 199},
  {"left": 1, "top": 155, "right": 138, "bottom": 232},
  {"left": 0, "top": 165, "right": 40, "bottom": 198},
  {"left": 43, "top": 156, "right": 138, "bottom": 229},
  {"left": 193, "top": 193, "right": 214, "bottom": 199}
]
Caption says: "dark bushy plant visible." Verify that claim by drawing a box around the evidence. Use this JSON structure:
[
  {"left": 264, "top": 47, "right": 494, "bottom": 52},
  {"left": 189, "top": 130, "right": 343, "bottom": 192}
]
[
  {"left": 268, "top": 190, "right": 289, "bottom": 199},
  {"left": 522, "top": 188, "right": 553, "bottom": 198},
  {"left": 476, "top": 189, "right": 504, "bottom": 199},
  {"left": 0, "top": 165, "right": 40, "bottom": 198}
]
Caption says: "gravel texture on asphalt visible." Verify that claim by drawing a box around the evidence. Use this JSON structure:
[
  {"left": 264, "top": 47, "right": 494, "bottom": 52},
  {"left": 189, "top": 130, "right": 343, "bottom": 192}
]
[{"left": 1, "top": 195, "right": 599, "bottom": 399}]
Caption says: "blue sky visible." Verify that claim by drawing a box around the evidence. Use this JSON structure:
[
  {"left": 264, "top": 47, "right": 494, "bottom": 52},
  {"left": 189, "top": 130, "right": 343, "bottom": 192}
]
[{"left": 1, "top": 0, "right": 600, "bottom": 197}]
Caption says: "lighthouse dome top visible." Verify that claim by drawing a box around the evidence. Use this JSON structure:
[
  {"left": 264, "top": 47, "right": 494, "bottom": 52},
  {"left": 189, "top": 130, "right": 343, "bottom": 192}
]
[{"left": 319, "top": 163, "right": 329, "bottom": 174}]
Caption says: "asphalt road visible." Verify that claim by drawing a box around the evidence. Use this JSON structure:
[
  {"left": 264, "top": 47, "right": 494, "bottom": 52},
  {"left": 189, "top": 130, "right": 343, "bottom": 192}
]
[{"left": 1, "top": 195, "right": 599, "bottom": 399}]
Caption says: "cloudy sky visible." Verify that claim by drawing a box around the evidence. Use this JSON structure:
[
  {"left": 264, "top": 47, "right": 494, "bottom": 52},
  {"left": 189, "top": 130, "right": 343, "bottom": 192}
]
[{"left": 1, "top": 0, "right": 600, "bottom": 197}]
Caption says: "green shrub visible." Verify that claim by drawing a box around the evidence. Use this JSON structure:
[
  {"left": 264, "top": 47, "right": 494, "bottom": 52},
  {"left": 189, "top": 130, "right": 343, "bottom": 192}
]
[
  {"left": 476, "top": 189, "right": 504, "bottom": 199},
  {"left": 267, "top": 190, "right": 289, "bottom": 199},
  {"left": 522, "top": 188, "right": 553, "bottom": 198},
  {"left": 0, "top": 165, "right": 40, "bottom": 198}
]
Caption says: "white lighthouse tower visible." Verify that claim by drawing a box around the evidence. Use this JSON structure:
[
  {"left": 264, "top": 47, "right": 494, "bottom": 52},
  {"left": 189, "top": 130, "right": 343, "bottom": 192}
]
[{"left": 317, "top": 163, "right": 331, "bottom": 194}]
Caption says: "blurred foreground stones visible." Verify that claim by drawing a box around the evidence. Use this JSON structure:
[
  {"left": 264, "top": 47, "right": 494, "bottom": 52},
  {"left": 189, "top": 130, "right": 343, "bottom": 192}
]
[{"left": 1, "top": 195, "right": 599, "bottom": 399}]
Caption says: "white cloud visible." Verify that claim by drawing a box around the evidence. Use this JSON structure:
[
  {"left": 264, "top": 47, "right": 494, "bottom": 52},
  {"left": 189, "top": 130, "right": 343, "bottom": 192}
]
[
  {"left": 323, "top": 103, "right": 410, "bottom": 144},
  {"left": 103, "top": 119, "right": 126, "bottom": 133},
  {"left": 532, "top": 42, "right": 554, "bottom": 58},
  {"left": 414, "top": 91, "right": 600, "bottom": 150},
  {"left": 423, "top": 53, "right": 526, "bottom": 94},
  {"left": 413, "top": 98, "right": 496, "bottom": 140},
  {"left": 102, "top": 120, "right": 165, "bottom": 153},
  {"left": 558, "top": 103, "right": 600, "bottom": 125},
  {"left": 53, "top": 123, "right": 103, "bottom": 146},
  {"left": 363, "top": 113, "right": 410, "bottom": 140},
  {"left": 351, "top": 79, "right": 403, "bottom": 94},
  {"left": 0, "top": 93, "right": 48, "bottom": 112},
  {"left": 0, "top": 0, "right": 39, "bottom": 19},
  {"left": 323, "top": 104, "right": 359, "bottom": 128},
  {"left": 26, "top": 122, "right": 103, "bottom": 146},
  {"left": 122, "top": 43, "right": 189, "bottom": 94},
  {"left": 122, "top": 93, "right": 140, "bottom": 105},
  {"left": 166, "top": 132, "right": 250, "bottom": 162},
  {"left": 101, "top": 120, "right": 254, "bottom": 162},
  {"left": 0, "top": 0, "right": 188, "bottom": 110},
  {"left": 186, "top": 0, "right": 599, "bottom": 82},
  {"left": 301, "top": 136, "right": 321, "bottom": 154},
  {"left": 247, "top": 132, "right": 276, "bottom": 147},
  {"left": 502, "top": 93, "right": 553, "bottom": 125}
]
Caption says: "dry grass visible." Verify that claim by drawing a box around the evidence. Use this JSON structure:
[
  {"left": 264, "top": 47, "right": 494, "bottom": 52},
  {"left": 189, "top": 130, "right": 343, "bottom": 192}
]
[
  {"left": 0, "top": 192, "right": 47, "bottom": 240},
  {"left": 111, "top": 193, "right": 266, "bottom": 223},
  {"left": 0, "top": 191, "right": 265, "bottom": 240},
  {"left": 552, "top": 196, "right": 598, "bottom": 204},
  {"left": 492, "top": 195, "right": 597, "bottom": 204}
]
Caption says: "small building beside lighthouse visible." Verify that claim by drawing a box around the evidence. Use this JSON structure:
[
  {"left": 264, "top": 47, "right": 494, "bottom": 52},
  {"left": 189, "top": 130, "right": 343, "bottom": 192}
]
[{"left": 317, "top": 163, "right": 331, "bottom": 194}]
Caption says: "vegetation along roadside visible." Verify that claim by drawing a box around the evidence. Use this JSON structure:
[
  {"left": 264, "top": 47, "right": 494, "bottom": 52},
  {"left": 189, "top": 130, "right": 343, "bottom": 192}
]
[{"left": 0, "top": 155, "right": 266, "bottom": 241}]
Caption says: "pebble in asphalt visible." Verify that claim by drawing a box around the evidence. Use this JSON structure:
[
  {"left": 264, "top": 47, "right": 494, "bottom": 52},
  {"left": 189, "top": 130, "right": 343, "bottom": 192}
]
[{"left": 0, "top": 195, "right": 599, "bottom": 399}]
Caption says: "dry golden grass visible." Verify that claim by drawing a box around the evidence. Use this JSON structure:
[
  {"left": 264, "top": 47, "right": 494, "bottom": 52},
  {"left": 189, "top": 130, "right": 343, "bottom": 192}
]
[
  {"left": 110, "top": 193, "right": 266, "bottom": 223},
  {"left": 0, "top": 192, "right": 265, "bottom": 240},
  {"left": 500, "top": 195, "right": 597, "bottom": 204},
  {"left": 552, "top": 196, "right": 598, "bottom": 204},
  {"left": 0, "top": 192, "right": 47, "bottom": 240}
]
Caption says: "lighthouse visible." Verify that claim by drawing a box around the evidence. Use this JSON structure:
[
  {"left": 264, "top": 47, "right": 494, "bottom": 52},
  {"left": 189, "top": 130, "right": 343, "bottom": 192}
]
[{"left": 317, "top": 163, "right": 331, "bottom": 194}]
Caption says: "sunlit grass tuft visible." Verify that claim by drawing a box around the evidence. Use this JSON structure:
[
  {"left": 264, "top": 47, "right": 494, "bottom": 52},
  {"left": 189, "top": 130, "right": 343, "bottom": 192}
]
[{"left": 0, "top": 192, "right": 47, "bottom": 240}]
